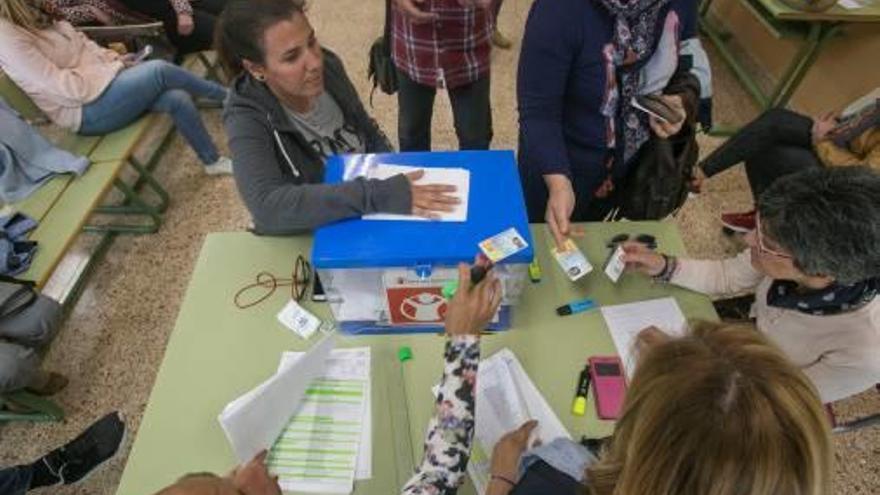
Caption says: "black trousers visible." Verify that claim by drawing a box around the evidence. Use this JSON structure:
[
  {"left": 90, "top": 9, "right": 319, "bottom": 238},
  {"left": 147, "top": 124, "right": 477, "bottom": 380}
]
[
  {"left": 118, "top": 0, "right": 228, "bottom": 56},
  {"left": 700, "top": 108, "right": 823, "bottom": 198},
  {"left": 396, "top": 68, "right": 493, "bottom": 151}
]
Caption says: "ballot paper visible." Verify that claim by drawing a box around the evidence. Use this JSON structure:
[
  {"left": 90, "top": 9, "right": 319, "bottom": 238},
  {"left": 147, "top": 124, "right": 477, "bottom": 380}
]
[
  {"left": 276, "top": 348, "right": 372, "bottom": 482},
  {"left": 218, "top": 334, "right": 336, "bottom": 464},
  {"left": 600, "top": 297, "right": 688, "bottom": 378},
  {"left": 348, "top": 163, "right": 470, "bottom": 222},
  {"left": 467, "top": 349, "right": 571, "bottom": 495}
]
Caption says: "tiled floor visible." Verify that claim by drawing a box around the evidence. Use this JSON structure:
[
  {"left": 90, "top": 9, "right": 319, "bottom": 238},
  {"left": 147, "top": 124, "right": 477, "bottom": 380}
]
[{"left": 1, "top": 1, "right": 877, "bottom": 493}]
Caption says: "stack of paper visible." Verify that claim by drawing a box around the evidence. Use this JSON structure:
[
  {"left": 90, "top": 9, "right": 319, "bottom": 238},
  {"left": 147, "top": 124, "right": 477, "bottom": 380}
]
[
  {"left": 347, "top": 162, "right": 470, "bottom": 222},
  {"left": 467, "top": 349, "right": 570, "bottom": 495},
  {"left": 218, "top": 336, "right": 372, "bottom": 495},
  {"left": 219, "top": 335, "right": 336, "bottom": 465},
  {"left": 600, "top": 297, "right": 687, "bottom": 378},
  {"left": 272, "top": 348, "right": 372, "bottom": 493}
]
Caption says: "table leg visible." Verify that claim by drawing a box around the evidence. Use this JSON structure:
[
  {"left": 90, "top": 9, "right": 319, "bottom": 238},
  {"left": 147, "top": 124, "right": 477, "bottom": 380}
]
[
  {"left": 699, "top": 15, "right": 770, "bottom": 109},
  {"left": 768, "top": 22, "right": 840, "bottom": 108}
]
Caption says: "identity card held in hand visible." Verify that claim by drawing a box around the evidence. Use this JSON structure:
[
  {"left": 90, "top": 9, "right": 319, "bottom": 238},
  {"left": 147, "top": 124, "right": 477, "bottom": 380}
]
[
  {"left": 479, "top": 228, "right": 529, "bottom": 263},
  {"left": 551, "top": 239, "right": 593, "bottom": 282}
]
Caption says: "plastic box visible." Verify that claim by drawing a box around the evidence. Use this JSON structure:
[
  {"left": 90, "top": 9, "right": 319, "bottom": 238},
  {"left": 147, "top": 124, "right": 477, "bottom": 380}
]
[{"left": 311, "top": 151, "right": 533, "bottom": 334}]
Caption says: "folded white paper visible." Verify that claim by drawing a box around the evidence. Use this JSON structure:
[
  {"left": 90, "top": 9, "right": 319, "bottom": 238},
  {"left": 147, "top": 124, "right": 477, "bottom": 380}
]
[{"left": 218, "top": 334, "right": 336, "bottom": 463}]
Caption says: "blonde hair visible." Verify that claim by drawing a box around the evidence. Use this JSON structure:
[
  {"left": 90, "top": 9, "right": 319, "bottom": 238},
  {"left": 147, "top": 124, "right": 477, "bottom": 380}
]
[
  {"left": 0, "top": 0, "right": 55, "bottom": 34},
  {"left": 587, "top": 322, "right": 832, "bottom": 495}
]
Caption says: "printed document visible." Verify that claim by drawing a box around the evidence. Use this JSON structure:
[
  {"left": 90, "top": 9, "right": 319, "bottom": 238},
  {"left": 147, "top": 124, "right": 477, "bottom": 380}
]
[
  {"left": 467, "top": 349, "right": 571, "bottom": 495},
  {"left": 218, "top": 334, "right": 336, "bottom": 464},
  {"left": 600, "top": 297, "right": 687, "bottom": 378},
  {"left": 276, "top": 348, "right": 372, "bottom": 484}
]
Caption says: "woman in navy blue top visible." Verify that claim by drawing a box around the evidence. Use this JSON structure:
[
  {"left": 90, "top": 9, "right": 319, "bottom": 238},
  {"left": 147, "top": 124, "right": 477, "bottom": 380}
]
[{"left": 517, "top": 0, "right": 708, "bottom": 247}]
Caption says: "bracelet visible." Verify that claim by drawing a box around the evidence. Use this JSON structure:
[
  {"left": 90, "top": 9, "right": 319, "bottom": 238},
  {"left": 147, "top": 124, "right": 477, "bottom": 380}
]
[
  {"left": 490, "top": 474, "right": 517, "bottom": 487},
  {"left": 653, "top": 254, "right": 678, "bottom": 283}
]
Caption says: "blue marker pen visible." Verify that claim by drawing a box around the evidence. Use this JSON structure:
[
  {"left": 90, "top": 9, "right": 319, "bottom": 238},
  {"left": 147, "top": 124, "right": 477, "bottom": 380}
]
[{"left": 556, "top": 298, "right": 597, "bottom": 316}]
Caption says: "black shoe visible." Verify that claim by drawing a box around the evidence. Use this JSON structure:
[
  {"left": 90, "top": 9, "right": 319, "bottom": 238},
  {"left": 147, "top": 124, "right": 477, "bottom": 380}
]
[{"left": 41, "top": 411, "right": 126, "bottom": 486}]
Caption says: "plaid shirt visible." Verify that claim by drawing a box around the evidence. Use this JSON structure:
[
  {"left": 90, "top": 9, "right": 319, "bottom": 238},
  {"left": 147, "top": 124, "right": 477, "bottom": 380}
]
[{"left": 391, "top": 0, "right": 493, "bottom": 89}]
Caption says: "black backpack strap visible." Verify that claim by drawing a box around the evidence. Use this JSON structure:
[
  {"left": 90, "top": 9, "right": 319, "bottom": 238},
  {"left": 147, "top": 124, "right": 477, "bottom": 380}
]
[
  {"left": 384, "top": 0, "right": 393, "bottom": 51},
  {"left": 0, "top": 275, "right": 37, "bottom": 320},
  {"left": 0, "top": 274, "right": 35, "bottom": 287}
]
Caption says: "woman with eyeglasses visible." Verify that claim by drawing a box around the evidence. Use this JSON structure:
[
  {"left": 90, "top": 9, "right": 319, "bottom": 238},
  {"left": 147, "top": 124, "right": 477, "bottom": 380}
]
[{"left": 623, "top": 166, "right": 880, "bottom": 403}]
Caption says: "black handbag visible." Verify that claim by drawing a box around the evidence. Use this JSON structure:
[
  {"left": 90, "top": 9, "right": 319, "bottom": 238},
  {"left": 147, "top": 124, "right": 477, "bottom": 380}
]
[{"left": 367, "top": 0, "right": 398, "bottom": 107}]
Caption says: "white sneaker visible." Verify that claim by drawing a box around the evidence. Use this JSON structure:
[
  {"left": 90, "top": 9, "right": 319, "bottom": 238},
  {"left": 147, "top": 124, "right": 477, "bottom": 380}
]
[{"left": 204, "top": 156, "right": 233, "bottom": 176}]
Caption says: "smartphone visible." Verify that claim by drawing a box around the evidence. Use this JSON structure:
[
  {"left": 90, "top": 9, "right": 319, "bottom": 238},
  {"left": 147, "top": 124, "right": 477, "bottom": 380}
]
[
  {"left": 589, "top": 356, "right": 627, "bottom": 420},
  {"left": 132, "top": 44, "right": 153, "bottom": 63},
  {"left": 631, "top": 94, "right": 683, "bottom": 125},
  {"left": 311, "top": 273, "right": 326, "bottom": 302}
]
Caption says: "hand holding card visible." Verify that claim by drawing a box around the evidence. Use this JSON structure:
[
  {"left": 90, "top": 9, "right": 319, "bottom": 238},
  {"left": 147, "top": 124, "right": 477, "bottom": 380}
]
[
  {"left": 551, "top": 239, "right": 593, "bottom": 282},
  {"left": 604, "top": 245, "right": 626, "bottom": 283}
]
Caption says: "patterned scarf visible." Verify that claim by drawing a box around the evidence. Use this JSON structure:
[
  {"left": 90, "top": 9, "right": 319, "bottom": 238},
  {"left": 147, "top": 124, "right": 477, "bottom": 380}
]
[
  {"left": 596, "top": 0, "right": 672, "bottom": 193},
  {"left": 766, "top": 277, "right": 880, "bottom": 316}
]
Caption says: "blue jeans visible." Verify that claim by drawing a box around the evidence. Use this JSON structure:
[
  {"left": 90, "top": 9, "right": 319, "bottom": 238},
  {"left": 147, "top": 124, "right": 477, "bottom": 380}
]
[
  {"left": 0, "top": 466, "right": 31, "bottom": 495},
  {"left": 80, "top": 60, "right": 227, "bottom": 165}
]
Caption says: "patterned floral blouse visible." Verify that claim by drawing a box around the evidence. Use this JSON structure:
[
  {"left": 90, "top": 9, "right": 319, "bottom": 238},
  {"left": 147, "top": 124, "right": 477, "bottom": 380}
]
[{"left": 401, "top": 335, "right": 480, "bottom": 495}]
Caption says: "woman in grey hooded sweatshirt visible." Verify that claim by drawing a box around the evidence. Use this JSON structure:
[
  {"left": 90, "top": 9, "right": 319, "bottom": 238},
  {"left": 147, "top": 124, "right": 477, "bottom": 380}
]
[{"left": 217, "top": 0, "right": 460, "bottom": 235}]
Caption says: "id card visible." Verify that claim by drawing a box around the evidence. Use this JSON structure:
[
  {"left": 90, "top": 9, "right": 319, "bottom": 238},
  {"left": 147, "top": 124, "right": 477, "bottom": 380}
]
[
  {"left": 551, "top": 239, "right": 593, "bottom": 281},
  {"left": 604, "top": 245, "right": 626, "bottom": 283},
  {"left": 479, "top": 228, "right": 529, "bottom": 263},
  {"left": 277, "top": 300, "right": 322, "bottom": 339}
]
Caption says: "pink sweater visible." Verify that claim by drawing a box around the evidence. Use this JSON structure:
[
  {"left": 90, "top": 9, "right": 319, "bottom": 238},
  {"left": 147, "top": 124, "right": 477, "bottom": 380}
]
[
  {"left": 672, "top": 250, "right": 880, "bottom": 403},
  {"left": 0, "top": 20, "right": 123, "bottom": 131}
]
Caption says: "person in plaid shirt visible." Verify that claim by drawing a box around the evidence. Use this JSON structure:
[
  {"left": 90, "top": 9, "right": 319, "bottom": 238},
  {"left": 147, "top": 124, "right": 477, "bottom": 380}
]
[{"left": 392, "top": 0, "right": 494, "bottom": 151}]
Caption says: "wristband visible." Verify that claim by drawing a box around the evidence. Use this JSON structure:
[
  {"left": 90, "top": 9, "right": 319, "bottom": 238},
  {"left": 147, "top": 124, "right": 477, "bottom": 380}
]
[
  {"left": 490, "top": 474, "right": 516, "bottom": 487},
  {"left": 653, "top": 254, "right": 678, "bottom": 283}
]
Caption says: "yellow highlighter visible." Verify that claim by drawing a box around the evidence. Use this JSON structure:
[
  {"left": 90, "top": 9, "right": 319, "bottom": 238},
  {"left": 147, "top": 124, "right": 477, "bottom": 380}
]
[{"left": 572, "top": 361, "right": 591, "bottom": 416}]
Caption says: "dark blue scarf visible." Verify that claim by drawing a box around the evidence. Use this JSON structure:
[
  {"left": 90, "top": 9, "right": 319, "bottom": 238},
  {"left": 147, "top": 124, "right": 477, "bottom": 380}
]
[{"left": 767, "top": 277, "right": 880, "bottom": 316}]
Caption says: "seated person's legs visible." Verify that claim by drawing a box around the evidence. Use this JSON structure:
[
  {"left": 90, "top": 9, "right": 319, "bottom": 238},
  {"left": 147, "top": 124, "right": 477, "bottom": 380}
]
[
  {"left": 700, "top": 108, "right": 814, "bottom": 179},
  {"left": 150, "top": 89, "right": 220, "bottom": 165},
  {"left": 79, "top": 60, "right": 228, "bottom": 169},
  {"left": 0, "top": 341, "right": 45, "bottom": 393},
  {"left": 744, "top": 143, "right": 823, "bottom": 199}
]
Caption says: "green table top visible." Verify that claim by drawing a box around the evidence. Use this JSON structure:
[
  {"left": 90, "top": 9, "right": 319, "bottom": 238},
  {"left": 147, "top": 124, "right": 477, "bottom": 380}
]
[
  {"left": 753, "top": 0, "right": 880, "bottom": 22},
  {"left": 116, "top": 222, "right": 717, "bottom": 495}
]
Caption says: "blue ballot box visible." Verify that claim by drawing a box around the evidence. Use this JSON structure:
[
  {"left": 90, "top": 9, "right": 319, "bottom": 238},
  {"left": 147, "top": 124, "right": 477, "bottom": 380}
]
[{"left": 312, "top": 150, "right": 533, "bottom": 334}]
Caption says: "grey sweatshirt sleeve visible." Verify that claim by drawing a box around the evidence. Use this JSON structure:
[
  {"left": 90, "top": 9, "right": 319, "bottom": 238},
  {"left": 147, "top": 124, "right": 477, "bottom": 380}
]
[{"left": 227, "top": 113, "right": 411, "bottom": 235}]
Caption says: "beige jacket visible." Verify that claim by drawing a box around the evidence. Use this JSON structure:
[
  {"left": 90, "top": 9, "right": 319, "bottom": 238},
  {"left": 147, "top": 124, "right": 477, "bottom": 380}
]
[
  {"left": 672, "top": 250, "right": 880, "bottom": 403},
  {"left": 0, "top": 20, "right": 123, "bottom": 131}
]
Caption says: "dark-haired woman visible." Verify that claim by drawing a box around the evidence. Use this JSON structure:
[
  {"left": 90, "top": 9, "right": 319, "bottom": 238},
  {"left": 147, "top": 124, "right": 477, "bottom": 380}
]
[{"left": 217, "top": 0, "right": 461, "bottom": 235}]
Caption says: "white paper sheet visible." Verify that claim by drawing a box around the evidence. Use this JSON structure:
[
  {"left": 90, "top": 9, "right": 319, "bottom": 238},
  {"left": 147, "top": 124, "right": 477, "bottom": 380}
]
[
  {"left": 838, "top": 0, "right": 865, "bottom": 10},
  {"left": 279, "top": 348, "right": 373, "bottom": 480},
  {"left": 355, "top": 164, "right": 470, "bottom": 222},
  {"left": 467, "top": 349, "right": 571, "bottom": 495},
  {"left": 600, "top": 297, "right": 687, "bottom": 378},
  {"left": 218, "top": 334, "right": 336, "bottom": 463}
]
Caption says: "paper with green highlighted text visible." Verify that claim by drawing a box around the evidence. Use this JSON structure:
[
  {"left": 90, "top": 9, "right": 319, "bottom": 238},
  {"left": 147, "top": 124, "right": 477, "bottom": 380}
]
[{"left": 271, "top": 348, "right": 371, "bottom": 494}]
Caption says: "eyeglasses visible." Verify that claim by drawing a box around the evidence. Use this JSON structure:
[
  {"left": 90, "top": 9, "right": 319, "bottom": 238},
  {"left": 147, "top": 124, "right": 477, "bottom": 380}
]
[
  {"left": 234, "top": 255, "right": 313, "bottom": 309},
  {"left": 755, "top": 215, "right": 794, "bottom": 259},
  {"left": 293, "top": 255, "right": 312, "bottom": 301},
  {"left": 607, "top": 233, "right": 657, "bottom": 250}
]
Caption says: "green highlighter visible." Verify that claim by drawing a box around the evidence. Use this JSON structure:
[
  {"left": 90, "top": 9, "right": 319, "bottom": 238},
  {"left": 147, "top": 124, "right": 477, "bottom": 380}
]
[{"left": 442, "top": 265, "right": 491, "bottom": 299}]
